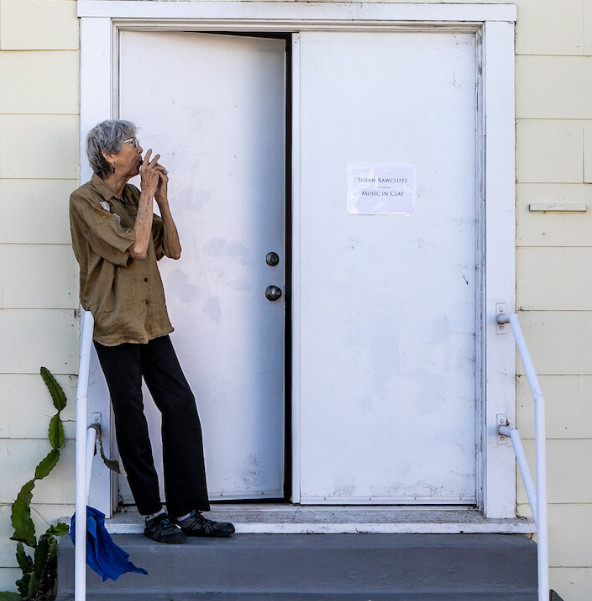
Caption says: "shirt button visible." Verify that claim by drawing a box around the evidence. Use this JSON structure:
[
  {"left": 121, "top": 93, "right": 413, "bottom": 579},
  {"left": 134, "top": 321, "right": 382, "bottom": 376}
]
[
  {"left": 145, "top": 300, "right": 149, "bottom": 305},
  {"left": 144, "top": 277, "right": 148, "bottom": 282}
]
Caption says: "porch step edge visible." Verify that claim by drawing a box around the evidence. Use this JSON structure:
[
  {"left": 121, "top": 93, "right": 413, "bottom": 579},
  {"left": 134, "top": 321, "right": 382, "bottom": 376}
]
[
  {"left": 57, "top": 593, "right": 538, "bottom": 601},
  {"left": 106, "top": 520, "right": 534, "bottom": 534},
  {"left": 105, "top": 506, "right": 535, "bottom": 535}
]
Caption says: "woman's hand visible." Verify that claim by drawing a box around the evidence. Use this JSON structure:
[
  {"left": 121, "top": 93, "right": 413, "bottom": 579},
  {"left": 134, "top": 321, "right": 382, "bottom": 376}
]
[
  {"left": 139, "top": 149, "right": 161, "bottom": 198},
  {"left": 155, "top": 162, "right": 169, "bottom": 207}
]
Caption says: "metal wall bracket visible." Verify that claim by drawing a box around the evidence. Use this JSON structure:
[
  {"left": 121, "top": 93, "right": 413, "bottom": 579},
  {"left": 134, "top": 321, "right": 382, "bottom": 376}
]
[
  {"left": 497, "top": 414, "right": 509, "bottom": 445},
  {"left": 496, "top": 303, "right": 507, "bottom": 334}
]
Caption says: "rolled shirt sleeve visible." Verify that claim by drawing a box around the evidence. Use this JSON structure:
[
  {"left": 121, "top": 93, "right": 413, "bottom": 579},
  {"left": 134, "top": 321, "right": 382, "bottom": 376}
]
[{"left": 70, "top": 192, "right": 135, "bottom": 267}]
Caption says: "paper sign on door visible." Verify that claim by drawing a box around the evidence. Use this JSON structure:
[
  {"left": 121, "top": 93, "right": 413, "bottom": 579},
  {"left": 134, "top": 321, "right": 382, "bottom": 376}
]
[{"left": 347, "top": 162, "right": 416, "bottom": 215}]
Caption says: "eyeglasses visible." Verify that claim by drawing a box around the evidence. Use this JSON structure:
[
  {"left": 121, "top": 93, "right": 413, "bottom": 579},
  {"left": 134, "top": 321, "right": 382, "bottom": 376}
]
[{"left": 121, "top": 137, "right": 140, "bottom": 149}]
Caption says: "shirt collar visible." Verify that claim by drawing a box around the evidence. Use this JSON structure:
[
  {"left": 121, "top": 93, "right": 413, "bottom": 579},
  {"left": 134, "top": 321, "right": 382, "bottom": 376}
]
[
  {"left": 90, "top": 173, "right": 133, "bottom": 206},
  {"left": 90, "top": 173, "right": 119, "bottom": 203}
]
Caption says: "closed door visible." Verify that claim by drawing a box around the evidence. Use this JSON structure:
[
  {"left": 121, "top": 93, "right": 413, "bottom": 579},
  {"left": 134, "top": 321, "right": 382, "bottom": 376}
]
[
  {"left": 119, "top": 31, "right": 286, "bottom": 500},
  {"left": 295, "top": 31, "right": 478, "bottom": 504}
]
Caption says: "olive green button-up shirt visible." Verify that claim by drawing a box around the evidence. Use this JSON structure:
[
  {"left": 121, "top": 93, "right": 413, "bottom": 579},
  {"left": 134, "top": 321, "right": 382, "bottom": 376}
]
[{"left": 70, "top": 173, "right": 174, "bottom": 346}]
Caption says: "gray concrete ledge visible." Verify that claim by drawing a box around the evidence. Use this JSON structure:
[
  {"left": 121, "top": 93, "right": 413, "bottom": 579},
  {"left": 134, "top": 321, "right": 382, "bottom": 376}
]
[{"left": 106, "top": 504, "right": 535, "bottom": 534}]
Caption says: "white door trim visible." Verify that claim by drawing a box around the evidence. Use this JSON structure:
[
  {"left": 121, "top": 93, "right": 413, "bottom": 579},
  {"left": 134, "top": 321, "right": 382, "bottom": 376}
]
[
  {"left": 481, "top": 19, "right": 517, "bottom": 518},
  {"left": 78, "top": 1, "right": 516, "bottom": 23},
  {"left": 79, "top": 2, "right": 516, "bottom": 520}
]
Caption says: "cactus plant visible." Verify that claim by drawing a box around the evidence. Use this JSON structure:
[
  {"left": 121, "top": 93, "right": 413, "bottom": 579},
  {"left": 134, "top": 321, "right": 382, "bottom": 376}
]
[{"left": 1, "top": 368, "right": 70, "bottom": 600}]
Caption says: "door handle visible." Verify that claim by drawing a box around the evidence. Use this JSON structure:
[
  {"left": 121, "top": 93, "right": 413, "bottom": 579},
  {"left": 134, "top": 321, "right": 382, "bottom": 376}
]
[{"left": 265, "top": 285, "right": 282, "bottom": 301}]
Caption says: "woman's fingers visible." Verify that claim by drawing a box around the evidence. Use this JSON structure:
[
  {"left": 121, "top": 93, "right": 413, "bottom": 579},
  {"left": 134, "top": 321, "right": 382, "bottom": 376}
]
[
  {"left": 141, "top": 151, "right": 168, "bottom": 186},
  {"left": 142, "top": 149, "right": 152, "bottom": 166},
  {"left": 141, "top": 149, "right": 165, "bottom": 169}
]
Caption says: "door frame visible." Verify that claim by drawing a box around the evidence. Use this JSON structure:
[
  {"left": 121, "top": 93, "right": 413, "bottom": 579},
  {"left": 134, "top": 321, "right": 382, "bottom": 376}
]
[{"left": 79, "top": 1, "right": 517, "bottom": 520}]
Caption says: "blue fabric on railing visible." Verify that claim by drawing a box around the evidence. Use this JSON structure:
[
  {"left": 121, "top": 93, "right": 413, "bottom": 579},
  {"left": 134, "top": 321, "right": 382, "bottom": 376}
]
[{"left": 70, "top": 506, "right": 148, "bottom": 581}]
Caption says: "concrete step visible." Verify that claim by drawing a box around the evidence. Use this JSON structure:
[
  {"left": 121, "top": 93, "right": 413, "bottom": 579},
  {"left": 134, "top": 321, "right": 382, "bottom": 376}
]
[{"left": 57, "top": 533, "right": 537, "bottom": 600}]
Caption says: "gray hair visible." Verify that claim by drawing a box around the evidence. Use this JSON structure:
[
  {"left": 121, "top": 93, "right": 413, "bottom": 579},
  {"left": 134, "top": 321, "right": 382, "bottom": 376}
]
[{"left": 86, "top": 120, "right": 137, "bottom": 178}]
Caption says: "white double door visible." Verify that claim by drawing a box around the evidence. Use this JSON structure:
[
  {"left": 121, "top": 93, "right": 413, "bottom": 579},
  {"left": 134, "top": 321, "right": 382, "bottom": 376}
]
[{"left": 118, "top": 29, "right": 478, "bottom": 504}]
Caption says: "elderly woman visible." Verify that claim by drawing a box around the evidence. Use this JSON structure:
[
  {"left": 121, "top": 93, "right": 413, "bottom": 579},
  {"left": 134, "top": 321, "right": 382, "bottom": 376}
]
[{"left": 70, "top": 120, "right": 234, "bottom": 543}]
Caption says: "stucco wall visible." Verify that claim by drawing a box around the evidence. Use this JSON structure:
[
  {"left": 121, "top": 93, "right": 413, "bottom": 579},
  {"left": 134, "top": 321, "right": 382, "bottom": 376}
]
[{"left": 1, "top": 0, "right": 591, "bottom": 599}]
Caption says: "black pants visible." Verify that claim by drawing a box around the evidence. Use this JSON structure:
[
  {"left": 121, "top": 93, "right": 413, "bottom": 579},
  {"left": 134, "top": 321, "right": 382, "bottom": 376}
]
[{"left": 94, "top": 335, "right": 210, "bottom": 517}]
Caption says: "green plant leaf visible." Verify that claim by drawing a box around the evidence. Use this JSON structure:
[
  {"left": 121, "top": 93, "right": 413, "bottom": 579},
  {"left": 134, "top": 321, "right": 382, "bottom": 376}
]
[
  {"left": 46, "top": 522, "right": 69, "bottom": 537},
  {"left": 9, "top": 367, "right": 70, "bottom": 600},
  {"left": 15, "top": 542, "right": 33, "bottom": 574},
  {"left": 11, "top": 481, "right": 36, "bottom": 548},
  {"left": 33, "top": 537, "right": 50, "bottom": 581},
  {"left": 26, "top": 571, "right": 37, "bottom": 600},
  {"left": 48, "top": 414, "right": 64, "bottom": 450},
  {"left": 34, "top": 449, "right": 60, "bottom": 480},
  {"left": 15, "top": 572, "right": 29, "bottom": 598},
  {"left": 35, "top": 536, "right": 58, "bottom": 600},
  {"left": 48, "top": 535, "right": 58, "bottom": 557},
  {"left": 0, "top": 592, "right": 22, "bottom": 601},
  {"left": 40, "top": 367, "right": 67, "bottom": 412}
]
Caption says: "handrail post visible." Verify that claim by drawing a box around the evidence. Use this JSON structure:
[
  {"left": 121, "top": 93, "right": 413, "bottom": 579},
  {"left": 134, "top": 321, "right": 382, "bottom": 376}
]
[
  {"left": 75, "top": 309, "right": 94, "bottom": 601},
  {"left": 533, "top": 378, "right": 549, "bottom": 601},
  {"left": 498, "top": 313, "right": 549, "bottom": 601},
  {"left": 498, "top": 425, "right": 537, "bottom": 524}
]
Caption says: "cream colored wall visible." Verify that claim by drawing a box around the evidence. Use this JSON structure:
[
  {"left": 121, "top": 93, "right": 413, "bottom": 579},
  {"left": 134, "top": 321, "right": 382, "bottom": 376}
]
[
  {"left": 515, "top": 0, "right": 592, "bottom": 599},
  {"left": 1, "top": 0, "right": 591, "bottom": 598},
  {"left": 0, "top": 0, "right": 80, "bottom": 591}
]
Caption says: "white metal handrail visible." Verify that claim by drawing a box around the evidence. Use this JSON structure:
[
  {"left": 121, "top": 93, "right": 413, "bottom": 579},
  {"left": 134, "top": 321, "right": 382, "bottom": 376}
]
[
  {"left": 75, "top": 309, "right": 95, "bottom": 601},
  {"left": 496, "top": 312, "right": 549, "bottom": 601}
]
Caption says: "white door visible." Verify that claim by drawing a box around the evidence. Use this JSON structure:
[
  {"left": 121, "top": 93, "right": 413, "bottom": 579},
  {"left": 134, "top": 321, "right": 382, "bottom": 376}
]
[
  {"left": 119, "top": 31, "right": 286, "bottom": 500},
  {"left": 296, "top": 31, "right": 478, "bottom": 504}
]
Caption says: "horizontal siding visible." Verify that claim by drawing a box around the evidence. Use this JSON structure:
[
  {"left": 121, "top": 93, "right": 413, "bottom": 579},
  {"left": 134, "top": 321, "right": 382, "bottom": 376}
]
[
  {"left": 516, "top": 56, "right": 592, "bottom": 119},
  {"left": 1, "top": 245, "right": 78, "bottom": 308},
  {"left": 517, "top": 248, "right": 592, "bottom": 310},
  {"left": 0, "top": 180, "right": 76, "bottom": 244},
  {"left": 0, "top": 309, "right": 79, "bottom": 374},
  {"left": 585, "top": 122, "right": 592, "bottom": 183},
  {"left": 0, "top": 568, "right": 21, "bottom": 594},
  {"left": 550, "top": 568, "right": 592, "bottom": 601},
  {"left": 517, "top": 375, "right": 592, "bottom": 439},
  {"left": 516, "top": 184, "right": 592, "bottom": 247},
  {"left": 0, "top": 0, "right": 80, "bottom": 593},
  {"left": 516, "top": 120, "right": 584, "bottom": 183},
  {"left": 0, "top": 115, "right": 79, "bottom": 179},
  {"left": 0, "top": 50, "right": 79, "bottom": 114},
  {"left": 516, "top": 311, "right": 592, "bottom": 375},
  {"left": 0, "top": 440, "right": 75, "bottom": 504},
  {"left": 519, "top": 440, "right": 592, "bottom": 504},
  {"left": 546, "top": 505, "right": 592, "bottom": 567},
  {"left": 516, "top": 0, "right": 585, "bottom": 55},
  {"left": 0, "top": 373, "right": 77, "bottom": 439},
  {"left": 517, "top": 90, "right": 592, "bottom": 595},
  {"left": 0, "top": 0, "right": 78, "bottom": 51},
  {"left": 587, "top": 2, "right": 592, "bottom": 57}
]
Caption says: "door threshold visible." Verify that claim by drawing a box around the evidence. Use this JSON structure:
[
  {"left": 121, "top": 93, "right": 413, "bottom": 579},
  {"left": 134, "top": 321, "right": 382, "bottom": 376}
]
[{"left": 106, "top": 504, "right": 534, "bottom": 535}]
